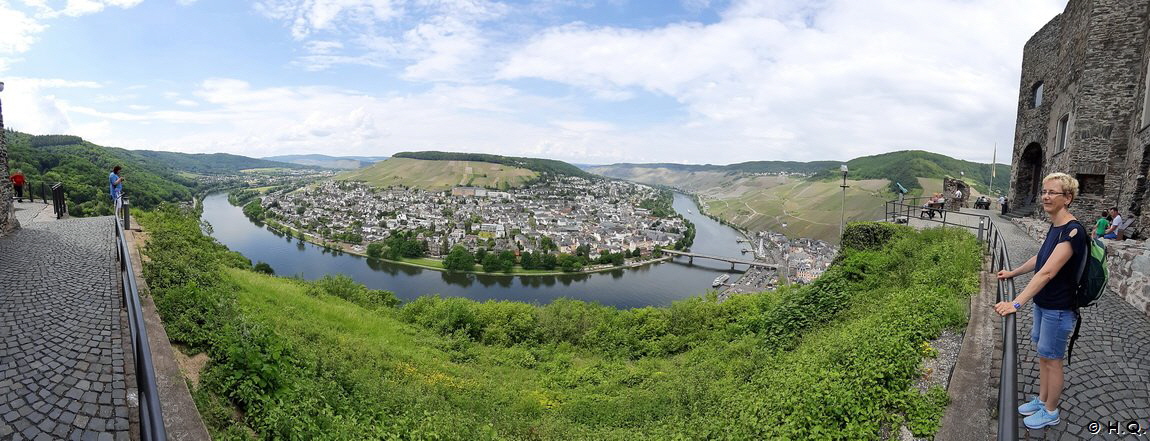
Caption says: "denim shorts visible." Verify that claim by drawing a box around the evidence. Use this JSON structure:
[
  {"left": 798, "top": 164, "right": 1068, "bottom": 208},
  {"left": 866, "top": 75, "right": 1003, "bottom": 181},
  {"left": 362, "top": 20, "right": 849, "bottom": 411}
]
[{"left": 1030, "top": 305, "right": 1078, "bottom": 360}]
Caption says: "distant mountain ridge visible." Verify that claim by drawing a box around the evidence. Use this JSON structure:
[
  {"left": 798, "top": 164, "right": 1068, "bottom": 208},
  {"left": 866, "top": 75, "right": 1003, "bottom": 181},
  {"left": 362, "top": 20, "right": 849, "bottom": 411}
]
[
  {"left": 264, "top": 154, "right": 390, "bottom": 170},
  {"left": 592, "top": 160, "right": 841, "bottom": 175},
  {"left": 591, "top": 150, "right": 1009, "bottom": 193}
]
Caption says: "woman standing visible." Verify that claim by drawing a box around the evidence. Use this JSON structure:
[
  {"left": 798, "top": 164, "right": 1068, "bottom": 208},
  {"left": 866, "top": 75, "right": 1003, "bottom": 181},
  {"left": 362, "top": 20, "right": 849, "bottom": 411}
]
[{"left": 993, "top": 172, "right": 1087, "bottom": 429}]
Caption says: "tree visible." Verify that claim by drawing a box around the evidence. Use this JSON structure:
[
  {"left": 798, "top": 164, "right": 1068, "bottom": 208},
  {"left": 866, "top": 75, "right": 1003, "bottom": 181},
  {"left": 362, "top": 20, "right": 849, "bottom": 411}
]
[
  {"left": 498, "top": 251, "right": 516, "bottom": 273},
  {"left": 443, "top": 246, "right": 475, "bottom": 272},
  {"left": 253, "top": 262, "right": 275, "bottom": 275},
  {"left": 482, "top": 254, "right": 507, "bottom": 273},
  {"left": 475, "top": 248, "right": 488, "bottom": 263},
  {"left": 558, "top": 254, "right": 583, "bottom": 272},
  {"left": 520, "top": 251, "right": 537, "bottom": 270},
  {"left": 540, "top": 253, "right": 558, "bottom": 270},
  {"left": 367, "top": 243, "right": 385, "bottom": 259}
]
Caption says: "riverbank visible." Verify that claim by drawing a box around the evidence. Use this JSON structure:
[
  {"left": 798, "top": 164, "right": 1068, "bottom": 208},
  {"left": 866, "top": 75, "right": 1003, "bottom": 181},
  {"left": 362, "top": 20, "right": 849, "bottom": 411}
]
[{"left": 261, "top": 221, "right": 675, "bottom": 277}]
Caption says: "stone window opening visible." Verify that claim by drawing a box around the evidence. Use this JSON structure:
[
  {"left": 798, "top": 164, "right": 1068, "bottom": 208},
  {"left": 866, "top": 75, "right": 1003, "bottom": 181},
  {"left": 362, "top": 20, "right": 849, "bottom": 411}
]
[
  {"left": 1056, "top": 113, "right": 1070, "bottom": 153},
  {"left": 1077, "top": 173, "right": 1105, "bottom": 196},
  {"left": 1032, "top": 81, "right": 1044, "bottom": 108}
]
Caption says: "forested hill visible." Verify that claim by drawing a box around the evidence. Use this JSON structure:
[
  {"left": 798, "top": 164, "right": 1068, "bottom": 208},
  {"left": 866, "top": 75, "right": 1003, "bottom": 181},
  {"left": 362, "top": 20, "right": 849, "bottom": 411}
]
[
  {"left": 2, "top": 130, "right": 305, "bottom": 216},
  {"left": 393, "top": 151, "right": 591, "bottom": 178},
  {"left": 592, "top": 150, "right": 1009, "bottom": 193},
  {"left": 810, "top": 150, "right": 1010, "bottom": 192},
  {"left": 134, "top": 150, "right": 312, "bottom": 174},
  {"left": 263, "top": 154, "right": 390, "bottom": 170},
  {"left": 591, "top": 160, "right": 841, "bottom": 175}
]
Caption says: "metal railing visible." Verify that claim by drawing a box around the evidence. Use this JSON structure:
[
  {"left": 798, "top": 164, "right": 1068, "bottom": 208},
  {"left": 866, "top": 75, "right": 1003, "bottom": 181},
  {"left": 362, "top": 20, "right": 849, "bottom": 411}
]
[
  {"left": 51, "top": 183, "right": 66, "bottom": 219},
  {"left": 115, "top": 217, "right": 167, "bottom": 440},
  {"left": 884, "top": 198, "right": 1019, "bottom": 439}
]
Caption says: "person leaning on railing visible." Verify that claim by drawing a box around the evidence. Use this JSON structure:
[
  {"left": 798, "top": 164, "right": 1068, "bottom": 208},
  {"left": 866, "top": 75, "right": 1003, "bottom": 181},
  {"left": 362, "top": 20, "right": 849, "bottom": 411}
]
[
  {"left": 109, "top": 165, "right": 124, "bottom": 218},
  {"left": 993, "top": 172, "right": 1087, "bottom": 430}
]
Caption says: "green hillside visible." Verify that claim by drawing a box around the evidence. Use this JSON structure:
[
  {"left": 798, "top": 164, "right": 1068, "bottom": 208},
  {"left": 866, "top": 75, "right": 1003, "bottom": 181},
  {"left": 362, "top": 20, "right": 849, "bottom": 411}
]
[
  {"left": 594, "top": 160, "right": 841, "bottom": 175},
  {"left": 813, "top": 150, "right": 1010, "bottom": 194},
  {"left": 337, "top": 157, "right": 541, "bottom": 191},
  {"left": 394, "top": 151, "right": 592, "bottom": 178},
  {"left": 588, "top": 150, "right": 1009, "bottom": 243},
  {"left": 141, "top": 207, "right": 980, "bottom": 439},
  {"left": 3, "top": 130, "right": 307, "bottom": 216}
]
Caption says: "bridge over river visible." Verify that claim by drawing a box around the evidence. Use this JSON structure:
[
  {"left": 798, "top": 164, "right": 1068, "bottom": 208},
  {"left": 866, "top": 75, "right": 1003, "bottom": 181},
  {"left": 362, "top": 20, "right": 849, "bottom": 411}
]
[{"left": 661, "top": 249, "right": 778, "bottom": 270}]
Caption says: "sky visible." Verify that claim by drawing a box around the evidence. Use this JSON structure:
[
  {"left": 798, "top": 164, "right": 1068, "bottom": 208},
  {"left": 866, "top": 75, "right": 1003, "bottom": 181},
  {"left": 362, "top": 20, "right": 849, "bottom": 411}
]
[{"left": 0, "top": 0, "right": 1067, "bottom": 165}]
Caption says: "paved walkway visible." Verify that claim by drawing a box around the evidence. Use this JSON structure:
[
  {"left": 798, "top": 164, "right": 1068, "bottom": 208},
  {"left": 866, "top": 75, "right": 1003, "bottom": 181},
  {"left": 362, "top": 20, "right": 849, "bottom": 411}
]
[
  {"left": 1, "top": 201, "right": 130, "bottom": 441},
  {"left": 908, "top": 207, "right": 1150, "bottom": 439}
]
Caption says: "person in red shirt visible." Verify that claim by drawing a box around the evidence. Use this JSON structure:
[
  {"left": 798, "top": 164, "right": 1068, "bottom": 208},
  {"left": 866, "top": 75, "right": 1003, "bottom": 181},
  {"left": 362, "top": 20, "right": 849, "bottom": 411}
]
[{"left": 10, "top": 170, "right": 25, "bottom": 202}]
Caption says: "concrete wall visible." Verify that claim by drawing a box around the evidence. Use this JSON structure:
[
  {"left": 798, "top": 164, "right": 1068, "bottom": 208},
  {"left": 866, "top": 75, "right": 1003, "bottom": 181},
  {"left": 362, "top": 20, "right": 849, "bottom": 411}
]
[{"left": 0, "top": 95, "right": 19, "bottom": 237}]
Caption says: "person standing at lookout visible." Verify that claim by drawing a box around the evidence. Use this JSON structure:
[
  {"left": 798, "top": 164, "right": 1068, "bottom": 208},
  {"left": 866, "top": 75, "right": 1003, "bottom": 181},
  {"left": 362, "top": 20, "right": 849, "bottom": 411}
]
[
  {"left": 994, "top": 172, "right": 1087, "bottom": 430},
  {"left": 10, "top": 169, "right": 25, "bottom": 202},
  {"left": 109, "top": 166, "right": 124, "bottom": 218}
]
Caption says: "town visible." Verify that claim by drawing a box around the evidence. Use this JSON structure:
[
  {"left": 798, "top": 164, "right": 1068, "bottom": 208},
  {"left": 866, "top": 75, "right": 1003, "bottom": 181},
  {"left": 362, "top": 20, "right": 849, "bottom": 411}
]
[{"left": 257, "top": 176, "right": 691, "bottom": 266}]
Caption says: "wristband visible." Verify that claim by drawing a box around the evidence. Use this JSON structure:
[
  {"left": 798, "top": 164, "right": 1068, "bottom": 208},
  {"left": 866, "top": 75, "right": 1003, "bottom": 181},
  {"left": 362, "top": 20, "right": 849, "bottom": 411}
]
[{"left": 1013, "top": 302, "right": 1022, "bottom": 310}]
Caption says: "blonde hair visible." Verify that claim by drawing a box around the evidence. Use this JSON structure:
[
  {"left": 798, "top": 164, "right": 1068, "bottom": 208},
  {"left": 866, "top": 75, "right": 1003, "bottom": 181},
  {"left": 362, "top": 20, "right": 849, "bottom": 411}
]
[{"left": 1043, "top": 172, "right": 1079, "bottom": 202}]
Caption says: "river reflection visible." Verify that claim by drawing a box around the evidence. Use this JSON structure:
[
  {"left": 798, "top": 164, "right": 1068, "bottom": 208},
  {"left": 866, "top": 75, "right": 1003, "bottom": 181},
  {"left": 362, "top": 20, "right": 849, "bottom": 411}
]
[{"left": 201, "top": 191, "right": 750, "bottom": 308}]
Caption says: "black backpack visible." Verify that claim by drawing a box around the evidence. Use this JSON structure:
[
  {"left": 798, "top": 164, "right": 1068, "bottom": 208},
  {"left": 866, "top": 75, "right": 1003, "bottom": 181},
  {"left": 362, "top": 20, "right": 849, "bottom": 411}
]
[{"left": 1065, "top": 220, "right": 1110, "bottom": 365}]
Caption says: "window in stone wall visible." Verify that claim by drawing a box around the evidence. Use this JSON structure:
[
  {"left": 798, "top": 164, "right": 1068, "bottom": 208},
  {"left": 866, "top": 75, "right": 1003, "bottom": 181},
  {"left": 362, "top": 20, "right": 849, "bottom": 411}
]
[
  {"left": 1056, "top": 113, "right": 1070, "bottom": 153},
  {"left": 1077, "top": 173, "right": 1105, "bottom": 196},
  {"left": 1032, "top": 81, "right": 1044, "bottom": 108}
]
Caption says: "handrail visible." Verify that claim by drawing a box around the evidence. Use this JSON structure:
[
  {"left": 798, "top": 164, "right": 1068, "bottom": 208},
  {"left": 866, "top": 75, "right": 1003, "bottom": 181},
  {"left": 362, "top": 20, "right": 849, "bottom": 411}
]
[
  {"left": 115, "top": 217, "right": 168, "bottom": 440},
  {"left": 51, "top": 183, "right": 66, "bottom": 219},
  {"left": 883, "top": 198, "right": 1018, "bottom": 438}
]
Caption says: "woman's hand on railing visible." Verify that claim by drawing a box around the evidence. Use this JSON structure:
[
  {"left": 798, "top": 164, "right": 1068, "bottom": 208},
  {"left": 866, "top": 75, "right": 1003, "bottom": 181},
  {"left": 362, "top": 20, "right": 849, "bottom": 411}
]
[
  {"left": 996, "top": 269, "right": 1014, "bottom": 280},
  {"left": 994, "top": 301, "right": 1018, "bottom": 316}
]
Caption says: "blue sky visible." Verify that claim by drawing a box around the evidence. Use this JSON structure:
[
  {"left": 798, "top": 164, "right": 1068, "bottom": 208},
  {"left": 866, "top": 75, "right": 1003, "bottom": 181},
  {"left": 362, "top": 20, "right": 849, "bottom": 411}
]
[{"left": 1, "top": 0, "right": 1065, "bottom": 164}]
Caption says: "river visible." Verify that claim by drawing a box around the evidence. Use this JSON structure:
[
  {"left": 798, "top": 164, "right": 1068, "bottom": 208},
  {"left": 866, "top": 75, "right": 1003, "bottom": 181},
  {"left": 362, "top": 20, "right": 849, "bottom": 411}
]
[{"left": 201, "top": 192, "right": 751, "bottom": 308}]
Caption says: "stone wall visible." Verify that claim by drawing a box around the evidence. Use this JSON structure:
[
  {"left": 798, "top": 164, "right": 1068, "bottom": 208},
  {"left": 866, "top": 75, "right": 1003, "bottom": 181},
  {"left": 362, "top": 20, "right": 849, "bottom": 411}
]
[
  {"left": 1012, "top": 0, "right": 1150, "bottom": 236},
  {"left": 0, "top": 95, "right": 18, "bottom": 237},
  {"left": 1011, "top": 217, "right": 1150, "bottom": 318}
]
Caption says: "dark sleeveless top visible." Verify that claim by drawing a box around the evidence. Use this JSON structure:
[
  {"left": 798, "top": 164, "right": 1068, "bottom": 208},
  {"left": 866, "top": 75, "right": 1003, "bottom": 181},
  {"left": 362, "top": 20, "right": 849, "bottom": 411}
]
[{"left": 1033, "top": 220, "right": 1087, "bottom": 310}]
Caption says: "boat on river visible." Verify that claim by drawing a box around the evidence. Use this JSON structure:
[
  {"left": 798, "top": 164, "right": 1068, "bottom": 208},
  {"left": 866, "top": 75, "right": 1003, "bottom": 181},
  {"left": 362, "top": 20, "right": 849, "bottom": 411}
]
[{"left": 712, "top": 274, "right": 730, "bottom": 287}]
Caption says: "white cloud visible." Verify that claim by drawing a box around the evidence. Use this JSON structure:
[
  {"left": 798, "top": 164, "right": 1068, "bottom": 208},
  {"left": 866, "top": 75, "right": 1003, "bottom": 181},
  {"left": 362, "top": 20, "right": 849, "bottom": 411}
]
[
  {"left": 24, "top": 0, "right": 144, "bottom": 18},
  {"left": 6, "top": 0, "right": 1071, "bottom": 165},
  {"left": 496, "top": 0, "right": 1067, "bottom": 163},
  {"left": 1, "top": 78, "right": 102, "bottom": 134},
  {"left": 0, "top": 3, "right": 46, "bottom": 53}
]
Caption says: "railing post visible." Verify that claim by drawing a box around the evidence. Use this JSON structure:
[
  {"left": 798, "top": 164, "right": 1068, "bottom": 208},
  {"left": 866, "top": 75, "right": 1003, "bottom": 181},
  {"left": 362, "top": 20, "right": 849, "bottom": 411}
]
[
  {"left": 122, "top": 197, "right": 131, "bottom": 229},
  {"left": 978, "top": 217, "right": 985, "bottom": 242}
]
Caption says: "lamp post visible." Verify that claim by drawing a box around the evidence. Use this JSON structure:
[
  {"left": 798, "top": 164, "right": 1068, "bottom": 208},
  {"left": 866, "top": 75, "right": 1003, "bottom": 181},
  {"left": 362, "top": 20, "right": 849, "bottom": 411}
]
[{"left": 839, "top": 164, "right": 849, "bottom": 241}]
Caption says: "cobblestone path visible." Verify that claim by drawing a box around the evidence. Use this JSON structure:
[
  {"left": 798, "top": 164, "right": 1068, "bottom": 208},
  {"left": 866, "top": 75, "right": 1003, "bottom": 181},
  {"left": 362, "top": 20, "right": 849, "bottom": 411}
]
[
  {"left": 1, "top": 210, "right": 130, "bottom": 441},
  {"left": 905, "top": 207, "right": 1150, "bottom": 439}
]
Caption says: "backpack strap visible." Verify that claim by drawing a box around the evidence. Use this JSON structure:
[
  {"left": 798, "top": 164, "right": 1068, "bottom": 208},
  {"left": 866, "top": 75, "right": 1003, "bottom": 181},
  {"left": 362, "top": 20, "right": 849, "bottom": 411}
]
[
  {"left": 1068, "top": 220, "right": 1088, "bottom": 290},
  {"left": 1067, "top": 308, "right": 1082, "bottom": 366},
  {"left": 1065, "top": 220, "right": 1087, "bottom": 366}
]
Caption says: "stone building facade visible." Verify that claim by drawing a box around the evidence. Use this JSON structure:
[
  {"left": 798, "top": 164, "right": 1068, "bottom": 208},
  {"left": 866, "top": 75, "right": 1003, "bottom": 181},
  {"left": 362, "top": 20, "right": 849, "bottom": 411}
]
[
  {"left": 1010, "top": 0, "right": 1150, "bottom": 240},
  {"left": 0, "top": 88, "right": 19, "bottom": 237}
]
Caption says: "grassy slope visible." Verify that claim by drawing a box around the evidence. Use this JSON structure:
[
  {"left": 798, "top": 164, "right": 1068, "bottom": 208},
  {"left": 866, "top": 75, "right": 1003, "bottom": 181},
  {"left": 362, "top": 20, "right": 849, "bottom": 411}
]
[
  {"left": 587, "top": 166, "right": 889, "bottom": 242},
  {"left": 699, "top": 176, "right": 890, "bottom": 242},
  {"left": 205, "top": 224, "right": 980, "bottom": 439},
  {"left": 337, "top": 157, "right": 539, "bottom": 191}
]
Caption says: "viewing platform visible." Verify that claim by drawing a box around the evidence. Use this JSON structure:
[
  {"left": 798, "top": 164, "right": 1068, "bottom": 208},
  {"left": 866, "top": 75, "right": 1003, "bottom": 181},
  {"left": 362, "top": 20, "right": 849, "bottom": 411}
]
[{"left": 1, "top": 199, "right": 207, "bottom": 440}]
